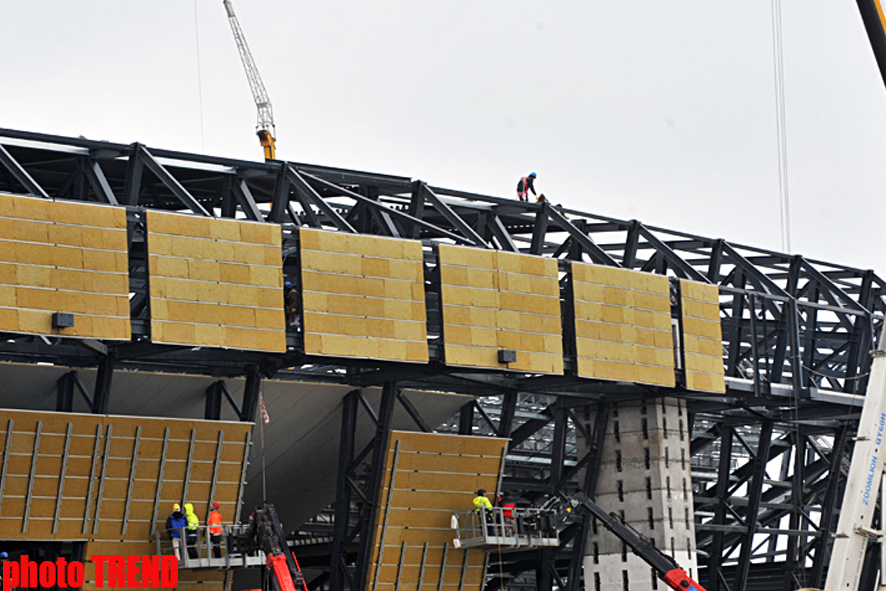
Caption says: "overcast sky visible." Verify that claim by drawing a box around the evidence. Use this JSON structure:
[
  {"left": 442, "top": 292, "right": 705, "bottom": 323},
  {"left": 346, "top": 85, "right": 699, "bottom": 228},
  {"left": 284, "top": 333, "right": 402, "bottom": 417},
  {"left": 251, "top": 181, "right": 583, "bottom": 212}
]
[{"left": 3, "top": 2, "right": 886, "bottom": 274}]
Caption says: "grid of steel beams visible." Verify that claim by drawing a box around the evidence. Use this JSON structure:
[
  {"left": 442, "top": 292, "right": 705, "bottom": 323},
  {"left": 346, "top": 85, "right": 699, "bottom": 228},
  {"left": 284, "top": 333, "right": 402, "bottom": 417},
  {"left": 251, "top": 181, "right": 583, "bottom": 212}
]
[{"left": 1, "top": 128, "right": 884, "bottom": 591}]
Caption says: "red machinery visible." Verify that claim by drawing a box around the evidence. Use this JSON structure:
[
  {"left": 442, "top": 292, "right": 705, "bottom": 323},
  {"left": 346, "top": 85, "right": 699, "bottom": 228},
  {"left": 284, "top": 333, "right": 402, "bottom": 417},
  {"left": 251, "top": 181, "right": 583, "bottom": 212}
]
[{"left": 563, "top": 492, "right": 707, "bottom": 591}]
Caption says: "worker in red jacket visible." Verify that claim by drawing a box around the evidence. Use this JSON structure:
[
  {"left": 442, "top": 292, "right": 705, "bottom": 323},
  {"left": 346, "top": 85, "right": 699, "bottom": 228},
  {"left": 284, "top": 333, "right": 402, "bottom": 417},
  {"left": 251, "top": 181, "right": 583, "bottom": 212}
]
[
  {"left": 499, "top": 491, "right": 517, "bottom": 535},
  {"left": 516, "top": 172, "right": 537, "bottom": 201}
]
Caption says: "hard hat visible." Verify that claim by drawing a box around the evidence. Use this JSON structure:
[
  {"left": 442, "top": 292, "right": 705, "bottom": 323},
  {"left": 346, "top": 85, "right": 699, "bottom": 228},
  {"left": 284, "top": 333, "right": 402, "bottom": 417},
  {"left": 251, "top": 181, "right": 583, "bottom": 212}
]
[
  {"left": 529, "top": 172, "right": 537, "bottom": 178},
  {"left": 173, "top": 503, "right": 181, "bottom": 511},
  {"left": 0, "top": 552, "right": 8, "bottom": 559},
  {"left": 284, "top": 281, "right": 292, "bottom": 288},
  {"left": 477, "top": 489, "right": 486, "bottom": 496},
  {"left": 213, "top": 502, "right": 220, "bottom": 509}
]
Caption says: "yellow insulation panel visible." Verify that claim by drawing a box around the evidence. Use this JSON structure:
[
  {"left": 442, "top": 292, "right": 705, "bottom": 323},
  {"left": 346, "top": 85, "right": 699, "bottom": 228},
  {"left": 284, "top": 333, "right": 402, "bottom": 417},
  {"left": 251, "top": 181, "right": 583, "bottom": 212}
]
[
  {"left": 572, "top": 263, "right": 675, "bottom": 386},
  {"left": 0, "top": 194, "right": 130, "bottom": 340},
  {"left": 300, "top": 229, "right": 428, "bottom": 363},
  {"left": 0, "top": 409, "right": 250, "bottom": 552},
  {"left": 680, "top": 279, "right": 725, "bottom": 393},
  {"left": 146, "top": 210, "right": 285, "bottom": 352},
  {"left": 367, "top": 431, "right": 507, "bottom": 591},
  {"left": 438, "top": 245, "right": 563, "bottom": 374}
]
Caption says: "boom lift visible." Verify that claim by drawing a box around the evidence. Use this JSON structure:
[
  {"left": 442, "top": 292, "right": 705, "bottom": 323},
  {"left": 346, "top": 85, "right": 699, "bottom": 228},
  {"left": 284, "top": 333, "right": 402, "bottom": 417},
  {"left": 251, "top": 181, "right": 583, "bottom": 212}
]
[
  {"left": 233, "top": 502, "right": 306, "bottom": 591},
  {"left": 803, "top": 4, "right": 886, "bottom": 589},
  {"left": 452, "top": 491, "right": 706, "bottom": 591},
  {"left": 222, "top": 0, "right": 277, "bottom": 160},
  {"left": 812, "top": 323, "right": 886, "bottom": 591},
  {"left": 562, "top": 492, "right": 706, "bottom": 591}
]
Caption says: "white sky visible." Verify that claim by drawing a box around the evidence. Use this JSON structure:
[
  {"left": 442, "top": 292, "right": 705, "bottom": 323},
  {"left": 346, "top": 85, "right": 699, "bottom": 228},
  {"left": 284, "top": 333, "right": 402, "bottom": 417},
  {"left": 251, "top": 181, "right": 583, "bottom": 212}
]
[{"left": 3, "top": 1, "right": 886, "bottom": 273}]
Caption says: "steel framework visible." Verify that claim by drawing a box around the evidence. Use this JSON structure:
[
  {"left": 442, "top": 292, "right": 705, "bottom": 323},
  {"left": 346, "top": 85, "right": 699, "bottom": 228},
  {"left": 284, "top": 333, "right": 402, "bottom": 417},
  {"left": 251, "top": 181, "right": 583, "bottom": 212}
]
[{"left": 0, "top": 128, "right": 884, "bottom": 591}]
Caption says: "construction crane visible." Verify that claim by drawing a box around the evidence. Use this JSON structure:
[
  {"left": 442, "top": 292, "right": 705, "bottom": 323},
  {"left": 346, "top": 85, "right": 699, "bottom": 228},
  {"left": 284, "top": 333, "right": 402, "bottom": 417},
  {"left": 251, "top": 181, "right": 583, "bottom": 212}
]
[
  {"left": 801, "top": 4, "right": 886, "bottom": 591},
  {"left": 812, "top": 321, "right": 886, "bottom": 591},
  {"left": 222, "top": 0, "right": 277, "bottom": 160}
]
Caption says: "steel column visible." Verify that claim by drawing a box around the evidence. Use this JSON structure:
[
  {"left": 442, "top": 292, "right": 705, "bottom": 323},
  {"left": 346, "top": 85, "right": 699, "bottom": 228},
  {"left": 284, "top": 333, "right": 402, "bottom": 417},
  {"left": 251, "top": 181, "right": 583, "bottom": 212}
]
[{"left": 354, "top": 381, "right": 399, "bottom": 591}]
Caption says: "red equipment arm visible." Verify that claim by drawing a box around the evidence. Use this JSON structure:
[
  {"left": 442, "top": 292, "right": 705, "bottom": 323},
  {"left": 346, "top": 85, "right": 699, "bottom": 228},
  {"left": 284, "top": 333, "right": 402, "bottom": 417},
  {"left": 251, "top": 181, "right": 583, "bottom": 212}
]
[
  {"left": 267, "top": 555, "right": 298, "bottom": 591},
  {"left": 662, "top": 568, "right": 708, "bottom": 591}
]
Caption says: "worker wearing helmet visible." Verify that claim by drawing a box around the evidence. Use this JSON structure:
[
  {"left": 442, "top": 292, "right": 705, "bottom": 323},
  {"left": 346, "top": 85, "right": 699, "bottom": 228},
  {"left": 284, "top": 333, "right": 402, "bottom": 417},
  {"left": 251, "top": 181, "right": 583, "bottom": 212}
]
[
  {"left": 184, "top": 503, "right": 200, "bottom": 559},
  {"left": 516, "top": 172, "right": 537, "bottom": 202},
  {"left": 0, "top": 551, "right": 8, "bottom": 589},
  {"left": 208, "top": 502, "right": 223, "bottom": 558},
  {"left": 473, "top": 489, "right": 493, "bottom": 514},
  {"left": 165, "top": 503, "right": 187, "bottom": 559},
  {"left": 473, "top": 489, "right": 494, "bottom": 534}
]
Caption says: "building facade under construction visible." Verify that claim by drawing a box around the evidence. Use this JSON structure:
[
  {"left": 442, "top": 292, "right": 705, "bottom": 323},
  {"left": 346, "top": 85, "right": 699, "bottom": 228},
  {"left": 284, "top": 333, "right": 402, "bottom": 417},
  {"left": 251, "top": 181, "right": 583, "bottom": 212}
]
[{"left": 0, "top": 127, "right": 882, "bottom": 591}]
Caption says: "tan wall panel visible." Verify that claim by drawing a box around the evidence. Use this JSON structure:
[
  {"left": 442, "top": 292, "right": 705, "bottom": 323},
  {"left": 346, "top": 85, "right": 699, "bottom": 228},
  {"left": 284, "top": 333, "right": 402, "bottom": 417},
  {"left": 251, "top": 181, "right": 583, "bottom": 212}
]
[
  {"left": 572, "top": 262, "right": 675, "bottom": 387},
  {"left": 0, "top": 409, "right": 250, "bottom": 542},
  {"left": 300, "top": 229, "right": 428, "bottom": 363},
  {"left": 392, "top": 455, "right": 502, "bottom": 475},
  {"left": 0, "top": 194, "right": 130, "bottom": 340},
  {"left": 680, "top": 279, "right": 725, "bottom": 393},
  {"left": 81, "top": 541, "right": 226, "bottom": 591},
  {"left": 366, "top": 431, "right": 506, "bottom": 591},
  {"left": 438, "top": 245, "right": 562, "bottom": 374},
  {"left": 146, "top": 210, "right": 285, "bottom": 353}
]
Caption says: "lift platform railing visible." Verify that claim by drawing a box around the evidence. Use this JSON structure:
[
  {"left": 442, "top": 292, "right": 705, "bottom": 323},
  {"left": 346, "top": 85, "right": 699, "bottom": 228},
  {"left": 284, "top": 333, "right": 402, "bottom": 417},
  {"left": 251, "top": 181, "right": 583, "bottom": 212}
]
[
  {"left": 155, "top": 525, "right": 266, "bottom": 570},
  {"left": 450, "top": 507, "right": 560, "bottom": 552}
]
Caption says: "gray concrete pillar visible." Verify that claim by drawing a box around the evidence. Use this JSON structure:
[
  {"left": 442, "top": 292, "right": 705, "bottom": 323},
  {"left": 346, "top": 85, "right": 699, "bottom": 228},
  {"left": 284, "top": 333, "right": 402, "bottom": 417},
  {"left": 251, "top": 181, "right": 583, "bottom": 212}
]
[{"left": 580, "top": 398, "right": 697, "bottom": 591}]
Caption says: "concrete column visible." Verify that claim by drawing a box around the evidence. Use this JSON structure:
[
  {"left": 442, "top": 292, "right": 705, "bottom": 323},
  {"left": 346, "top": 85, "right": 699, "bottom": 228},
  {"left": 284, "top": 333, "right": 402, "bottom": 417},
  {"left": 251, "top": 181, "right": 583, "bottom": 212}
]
[{"left": 580, "top": 398, "right": 697, "bottom": 591}]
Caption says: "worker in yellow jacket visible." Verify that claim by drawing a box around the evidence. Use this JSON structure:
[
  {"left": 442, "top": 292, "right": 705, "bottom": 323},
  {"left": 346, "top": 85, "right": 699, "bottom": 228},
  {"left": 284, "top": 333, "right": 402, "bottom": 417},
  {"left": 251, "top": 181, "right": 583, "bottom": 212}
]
[
  {"left": 184, "top": 503, "right": 199, "bottom": 559},
  {"left": 473, "top": 489, "right": 493, "bottom": 522}
]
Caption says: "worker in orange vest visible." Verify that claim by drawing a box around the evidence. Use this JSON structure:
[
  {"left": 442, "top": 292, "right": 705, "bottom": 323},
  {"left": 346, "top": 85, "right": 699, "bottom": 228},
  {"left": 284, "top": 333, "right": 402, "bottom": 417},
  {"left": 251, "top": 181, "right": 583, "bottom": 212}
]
[
  {"left": 516, "top": 172, "right": 537, "bottom": 202},
  {"left": 208, "top": 502, "right": 223, "bottom": 558}
]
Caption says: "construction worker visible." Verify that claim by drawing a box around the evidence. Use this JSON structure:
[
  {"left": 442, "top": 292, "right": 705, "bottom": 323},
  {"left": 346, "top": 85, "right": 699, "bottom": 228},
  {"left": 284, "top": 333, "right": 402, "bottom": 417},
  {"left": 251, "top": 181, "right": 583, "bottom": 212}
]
[
  {"left": 165, "top": 503, "right": 187, "bottom": 559},
  {"left": 184, "top": 503, "right": 199, "bottom": 559},
  {"left": 208, "top": 502, "right": 223, "bottom": 558},
  {"left": 473, "top": 489, "right": 495, "bottom": 535},
  {"left": 499, "top": 491, "right": 517, "bottom": 536},
  {"left": 284, "top": 281, "right": 300, "bottom": 328},
  {"left": 0, "top": 552, "right": 8, "bottom": 591},
  {"left": 516, "top": 172, "right": 537, "bottom": 202}
]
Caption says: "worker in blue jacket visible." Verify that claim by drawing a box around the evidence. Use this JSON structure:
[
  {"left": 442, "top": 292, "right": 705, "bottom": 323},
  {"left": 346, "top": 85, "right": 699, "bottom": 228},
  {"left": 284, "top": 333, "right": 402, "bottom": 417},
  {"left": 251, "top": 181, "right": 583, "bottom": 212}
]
[{"left": 165, "top": 503, "right": 187, "bottom": 559}]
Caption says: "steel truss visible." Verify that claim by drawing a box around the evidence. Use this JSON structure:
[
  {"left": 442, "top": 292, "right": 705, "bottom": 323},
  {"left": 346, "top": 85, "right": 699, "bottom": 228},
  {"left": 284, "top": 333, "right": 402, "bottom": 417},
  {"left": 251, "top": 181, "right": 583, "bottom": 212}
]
[{"left": 1, "top": 128, "right": 884, "bottom": 590}]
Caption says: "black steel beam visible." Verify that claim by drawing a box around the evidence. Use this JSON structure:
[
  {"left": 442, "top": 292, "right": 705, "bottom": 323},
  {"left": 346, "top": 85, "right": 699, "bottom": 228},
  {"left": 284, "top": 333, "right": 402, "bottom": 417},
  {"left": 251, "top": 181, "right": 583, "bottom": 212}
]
[
  {"left": 419, "top": 183, "right": 487, "bottom": 247},
  {"left": 330, "top": 390, "right": 359, "bottom": 591},
  {"left": 240, "top": 369, "right": 262, "bottom": 422},
  {"left": 0, "top": 144, "right": 49, "bottom": 198},
  {"left": 136, "top": 145, "right": 212, "bottom": 216},
  {"left": 353, "top": 381, "right": 398, "bottom": 591},
  {"left": 732, "top": 419, "right": 774, "bottom": 591},
  {"left": 287, "top": 166, "right": 356, "bottom": 233}
]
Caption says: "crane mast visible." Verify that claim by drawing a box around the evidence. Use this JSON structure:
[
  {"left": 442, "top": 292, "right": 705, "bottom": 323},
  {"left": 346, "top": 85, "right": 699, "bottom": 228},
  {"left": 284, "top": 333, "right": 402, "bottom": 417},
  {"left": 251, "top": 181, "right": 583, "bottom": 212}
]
[{"left": 223, "top": 0, "right": 276, "bottom": 160}]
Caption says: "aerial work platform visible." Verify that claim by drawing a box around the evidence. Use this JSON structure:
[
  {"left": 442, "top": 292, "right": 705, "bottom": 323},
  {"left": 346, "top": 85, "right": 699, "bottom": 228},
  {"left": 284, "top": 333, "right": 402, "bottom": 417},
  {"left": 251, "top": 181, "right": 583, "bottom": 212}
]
[
  {"left": 450, "top": 508, "right": 560, "bottom": 552},
  {"left": 155, "top": 524, "right": 266, "bottom": 571}
]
